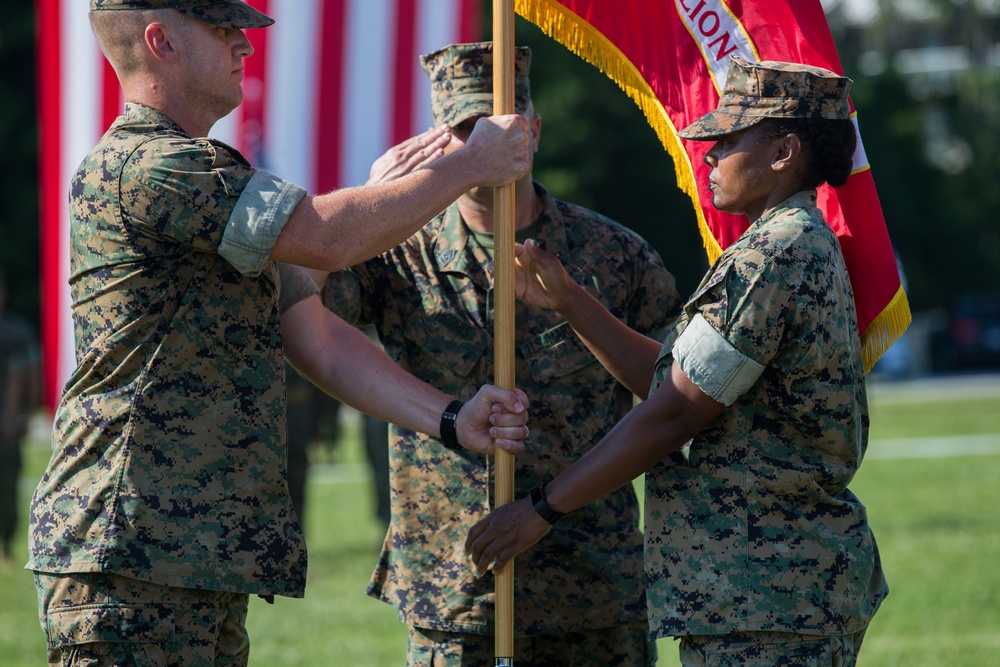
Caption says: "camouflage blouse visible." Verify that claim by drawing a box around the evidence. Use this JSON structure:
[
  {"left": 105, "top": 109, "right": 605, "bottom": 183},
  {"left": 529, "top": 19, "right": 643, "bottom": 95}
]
[
  {"left": 27, "top": 104, "right": 312, "bottom": 597},
  {"left": 322, "top": 184, "right": 681, "bottom": 636},
  {"left": 645, "top": 191, "right": 888, "bottom": 637}
]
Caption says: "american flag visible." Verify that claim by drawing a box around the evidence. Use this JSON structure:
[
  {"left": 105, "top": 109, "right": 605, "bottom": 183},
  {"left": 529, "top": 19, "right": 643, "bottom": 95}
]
[{"left": 36, "top": 0, "right": 482, "bottom": 408}]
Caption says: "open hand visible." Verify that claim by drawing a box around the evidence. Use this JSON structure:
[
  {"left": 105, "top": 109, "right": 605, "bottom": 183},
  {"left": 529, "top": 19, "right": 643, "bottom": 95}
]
[
  {"left": 367, "top": 125, "right": 452, "bottom": 185},
  {"left": 514, "top": 239, "right": 574, "bottom": 312}
]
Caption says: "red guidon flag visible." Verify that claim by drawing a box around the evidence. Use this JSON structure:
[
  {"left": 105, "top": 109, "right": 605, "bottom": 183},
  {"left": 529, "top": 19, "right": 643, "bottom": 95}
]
[
  {"left": 35, "top": 0, "right": 482, "bottom": 409},
  {"left": 516, "top": 0, "right": 910, "bottom": 372}
]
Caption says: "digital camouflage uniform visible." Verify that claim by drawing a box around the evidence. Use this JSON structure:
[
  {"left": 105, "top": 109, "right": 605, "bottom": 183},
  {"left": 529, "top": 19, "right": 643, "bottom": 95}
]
[
  {"left": 421, "top": 42, "right": 532, "bottom": 127},
  {"left": 321, "top": 183, "right": 680, "bottom": 642},
  {"left": 88, "top": 0, "right": 274, "bottom": 29},
  {"left": 645, "top": 191, "right": 888, "bottom": 643},
  {"left": 324, "top": 44, "right": 678, "bottom": 664},
  {"left": 27, "top": 101, "right": 317, "bottom": 656},
  {"left": 640, "top": 56, "right": 888, "bottom": 663}
]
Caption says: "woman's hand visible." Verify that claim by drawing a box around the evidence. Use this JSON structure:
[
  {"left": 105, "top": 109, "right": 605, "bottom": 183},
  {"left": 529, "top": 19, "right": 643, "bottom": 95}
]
[
  {"left": 465, "top": 497, "right": 549, "bottom": 575},
  {"left": 514, "top": 239, "right": 576, "bottom": 312}
]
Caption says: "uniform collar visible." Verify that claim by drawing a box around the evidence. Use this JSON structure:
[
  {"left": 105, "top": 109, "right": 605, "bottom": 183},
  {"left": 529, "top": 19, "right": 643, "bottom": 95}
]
[
  {"left": 121, "top": 102, "right": 190, "bottom": 136},
  {"left": 431, "top": 182, "right": 569, "bottom": 276}
]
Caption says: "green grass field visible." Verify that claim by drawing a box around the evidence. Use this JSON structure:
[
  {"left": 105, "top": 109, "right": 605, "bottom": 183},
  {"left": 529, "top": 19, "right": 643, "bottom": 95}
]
[{"left": 2, "top": 375, "right": 998, "bottom": 666}]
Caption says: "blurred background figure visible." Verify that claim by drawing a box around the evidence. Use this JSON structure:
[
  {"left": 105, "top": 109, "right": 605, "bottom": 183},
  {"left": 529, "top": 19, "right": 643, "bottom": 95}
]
[{"left": 0, "top": 268, "right": 41, "bottom": 569}]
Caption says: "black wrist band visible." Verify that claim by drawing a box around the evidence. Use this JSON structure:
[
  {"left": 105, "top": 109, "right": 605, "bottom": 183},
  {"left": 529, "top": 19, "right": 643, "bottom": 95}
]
[
  {"left": 440, "top": 400, "right": 463, "bottom": 450},
  {"left": 529, "top": 482, "right": 565, "bottom": 525}
]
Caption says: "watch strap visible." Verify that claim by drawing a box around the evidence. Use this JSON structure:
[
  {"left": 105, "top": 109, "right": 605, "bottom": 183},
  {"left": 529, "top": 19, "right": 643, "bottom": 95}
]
[{"left": 529, "top": 482, "right": 565, "bottom": 525}]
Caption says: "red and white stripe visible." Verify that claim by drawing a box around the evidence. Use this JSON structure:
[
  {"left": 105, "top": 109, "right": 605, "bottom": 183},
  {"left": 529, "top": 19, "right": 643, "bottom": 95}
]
[{"left": 36, "top": 0, "right": 482, "bottom": 409}]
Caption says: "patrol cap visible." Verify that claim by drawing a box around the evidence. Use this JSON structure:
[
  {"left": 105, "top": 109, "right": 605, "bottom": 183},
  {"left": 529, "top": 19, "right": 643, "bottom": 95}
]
[
  {"left": 89, "top": 0, "right": 275, "bottom": 29},
  {"left": 420, "top": 41, "right": 532, "bottom": 127},
  {"left": 677, "top": 55, "right": 852, "bottom": 141}
]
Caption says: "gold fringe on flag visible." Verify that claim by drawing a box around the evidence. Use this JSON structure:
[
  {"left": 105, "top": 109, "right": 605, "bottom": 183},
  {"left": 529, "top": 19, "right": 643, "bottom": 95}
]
[
  {"left": 517, "top": 0, "right": 911, "bottom": 374},
  {"left": 860, "top": 285, "right": 911, "bottom": 375},
  {"left": 515, "top": 0, "right": 723, "bottom": 262}
]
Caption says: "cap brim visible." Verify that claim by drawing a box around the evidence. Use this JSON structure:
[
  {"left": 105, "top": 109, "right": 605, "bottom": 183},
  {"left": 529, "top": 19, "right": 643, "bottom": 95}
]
[
  {"left": 179, "top": 2, "right": 274, "bottom": 29},
  {"left": 434, "top": 94, "right": 530, "bottom": 128},
  {"left": 676, "top": 110, "right": 765, "bottom": 141}
]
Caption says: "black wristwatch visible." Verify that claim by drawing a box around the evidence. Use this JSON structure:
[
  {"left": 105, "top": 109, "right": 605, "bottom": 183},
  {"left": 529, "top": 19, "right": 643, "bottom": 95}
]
[
  {"left": 529, "top": 482, "right": 565, "bottom": 525},
  {"left": 440, "top": 400, "right": 463, "bottom": 450}
]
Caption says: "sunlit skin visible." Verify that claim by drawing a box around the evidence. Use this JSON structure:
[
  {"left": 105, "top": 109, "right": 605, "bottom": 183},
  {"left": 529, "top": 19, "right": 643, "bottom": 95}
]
[
  {"left": 139, "top": 16, "right": 253, "bottom": 137},
  {"left": 703, "top": 124, "right": 805, "bottom": 223},
  {"left": 463, "top": 121, "right": 814, "bottom": 575},
  {"left": 444, "top": 110, "right": 542, "bottom": 232},
  {"left": 177, "top": 22, "right": 253, "bottom": 123}
]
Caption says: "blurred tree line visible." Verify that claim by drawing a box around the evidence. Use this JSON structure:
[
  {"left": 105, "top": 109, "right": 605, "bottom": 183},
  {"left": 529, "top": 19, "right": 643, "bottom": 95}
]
[
  {"left": 513, "top": 6, "right": 1000, "bottom": 314},
  {"left": 0, "top": 7, "right": 40, "bottom": 326},
  {"left": 3, "top": 3, "right": 998, "bottom": 343}
]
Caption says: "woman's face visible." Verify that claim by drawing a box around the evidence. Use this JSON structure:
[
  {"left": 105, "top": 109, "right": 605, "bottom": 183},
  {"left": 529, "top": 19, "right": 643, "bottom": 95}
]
[{"left": 702, "top": 124, "right": 784, "bottom": 222}]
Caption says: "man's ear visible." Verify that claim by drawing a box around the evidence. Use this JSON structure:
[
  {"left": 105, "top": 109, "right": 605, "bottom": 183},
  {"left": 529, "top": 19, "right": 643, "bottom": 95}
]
[
  {"left": 145, "top": 22, "right": 177, "bottom": 62},
  {"left": 771, "top": 133, "right": 802, "bottom": 173}
]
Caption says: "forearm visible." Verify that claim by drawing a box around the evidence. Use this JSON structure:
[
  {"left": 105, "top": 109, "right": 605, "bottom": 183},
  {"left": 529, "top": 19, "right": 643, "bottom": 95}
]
[
  {"left": 541, "top": 389, "right": 691, "bottom": 513},
  {"left": 558, "top": 282, "right": 663, "bottom": 398},
  {"left": 273, "top": 153, "right": 481, "bottom": 272},
  {"left": 545, "top": 362, "right": 726, "bottom": 514},
  {"left": 289, "top": 309, "right": 449, "bottom": 436},
  {"left": 273, "top": 115, "right": 529, "bottom": 271}
]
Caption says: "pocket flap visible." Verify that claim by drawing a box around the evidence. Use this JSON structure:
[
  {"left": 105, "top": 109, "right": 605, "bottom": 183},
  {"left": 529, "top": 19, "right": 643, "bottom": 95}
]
[{"left": 47, "top": 604, "right": 175, "bottom": 647}]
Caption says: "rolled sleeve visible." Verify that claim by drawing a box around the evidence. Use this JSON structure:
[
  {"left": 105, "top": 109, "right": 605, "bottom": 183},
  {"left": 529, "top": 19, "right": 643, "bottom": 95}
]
[
  {"left": 219, "top": 170, "right": 306, "bottom": 276},
  {"left": 674, "top": 313, "right": 765, "bottom": 406}
]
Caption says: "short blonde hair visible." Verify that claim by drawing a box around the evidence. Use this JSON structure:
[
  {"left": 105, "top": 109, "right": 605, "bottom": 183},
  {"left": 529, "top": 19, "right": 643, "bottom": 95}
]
[{"left": 89, "top": 8, "right": 178, "bottom": 76}]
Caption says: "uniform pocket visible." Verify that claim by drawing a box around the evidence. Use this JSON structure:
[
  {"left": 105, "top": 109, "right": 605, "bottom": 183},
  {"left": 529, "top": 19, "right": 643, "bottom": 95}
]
[
  {"left": 520, "top": 320, "right": 597, "bottom": 386},
  {"left": 404, "top": 310, "right": 487, "bottom": 378},
  {"left": 46, "top": 603, "right": 175, "bottom": 649}
]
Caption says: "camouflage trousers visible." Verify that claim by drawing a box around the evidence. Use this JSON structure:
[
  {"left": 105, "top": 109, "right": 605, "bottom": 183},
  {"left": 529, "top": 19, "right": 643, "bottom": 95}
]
[
  {"left": 35, "top": 571, "right": 251, "bottom": 667},
  {"left": 407, "top": 622, "right": 656, "bottom": 667},
  {"left": 678, "top": 628, "right": 868, "bottom": 667}
]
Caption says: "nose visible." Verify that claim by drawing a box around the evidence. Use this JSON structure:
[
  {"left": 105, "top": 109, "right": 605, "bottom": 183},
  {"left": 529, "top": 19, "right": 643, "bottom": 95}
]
[
  {"left": 233, "top": 28, "right": 253, "bottom": 57},
  {"left": 703, "top": 144, "right": 719, "bottom": 167}
]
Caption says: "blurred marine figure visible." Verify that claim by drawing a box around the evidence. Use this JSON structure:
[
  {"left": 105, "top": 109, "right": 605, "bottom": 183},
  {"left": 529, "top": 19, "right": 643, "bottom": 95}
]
[{"left": 312, "top": 41, "right": 681, "bottom": 666}]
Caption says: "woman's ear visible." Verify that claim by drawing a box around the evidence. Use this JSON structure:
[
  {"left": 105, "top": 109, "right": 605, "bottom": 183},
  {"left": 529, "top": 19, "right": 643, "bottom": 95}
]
[{"left": 771, "top": 133, "right": 802, "bottom": 173}]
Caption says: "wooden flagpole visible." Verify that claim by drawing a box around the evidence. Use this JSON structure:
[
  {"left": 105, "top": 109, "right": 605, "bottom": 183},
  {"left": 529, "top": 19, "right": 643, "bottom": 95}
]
[{"left": 492, "top": 0, "right": 516, "bottom": 664}]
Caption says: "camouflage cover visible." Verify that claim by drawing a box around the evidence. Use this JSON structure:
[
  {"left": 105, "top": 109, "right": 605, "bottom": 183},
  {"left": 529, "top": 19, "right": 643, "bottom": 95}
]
[
  {"left": 420, "top": 41, "right": 532, "bottom": 127},
  {"left": 27, "top": 103, "right": 307, "bottom": 598},
  {"left": 677, "top": 56, "right": 852, "bottom": 141},
  {"left": 89, "top": 0, "right": 274, "bottom": 29},
  {"left": 645, "top": 191, "right": 888, "bottom": 637},
  {"left": 321, "top": 184, "right": 681, "bottom": 636}
]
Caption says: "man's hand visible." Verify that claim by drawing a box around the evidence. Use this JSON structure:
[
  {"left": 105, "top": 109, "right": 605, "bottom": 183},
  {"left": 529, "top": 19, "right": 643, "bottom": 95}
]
[
  {"left": 455, "top": 385, "right": 529, "bottom": 455},
  {"left": 465, "top": 496, "right": 549, "bottom": 576},
  {"left": 368, "top": 126, "right": 452, "bottom": 185},
  {"left": 462, "top": 114, "right": 532, "bottom": 187}
]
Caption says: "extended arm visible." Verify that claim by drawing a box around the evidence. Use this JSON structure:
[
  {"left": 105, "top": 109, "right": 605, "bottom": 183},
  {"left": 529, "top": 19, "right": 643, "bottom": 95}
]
[
  {"left": 280, "top": 293, "right": 528, "bottom": 455},
  {"left": 304, "top": 125, "right": 454, "bottom": 289},
  {"left": 274, "top": 116, "right": 528, "bottom": 272},
  {"left": 515, "top": 240, "right": 664, "bottom": 397},
  {"left": 466, "top": 361, "right": 725, "bottom": 573}
]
